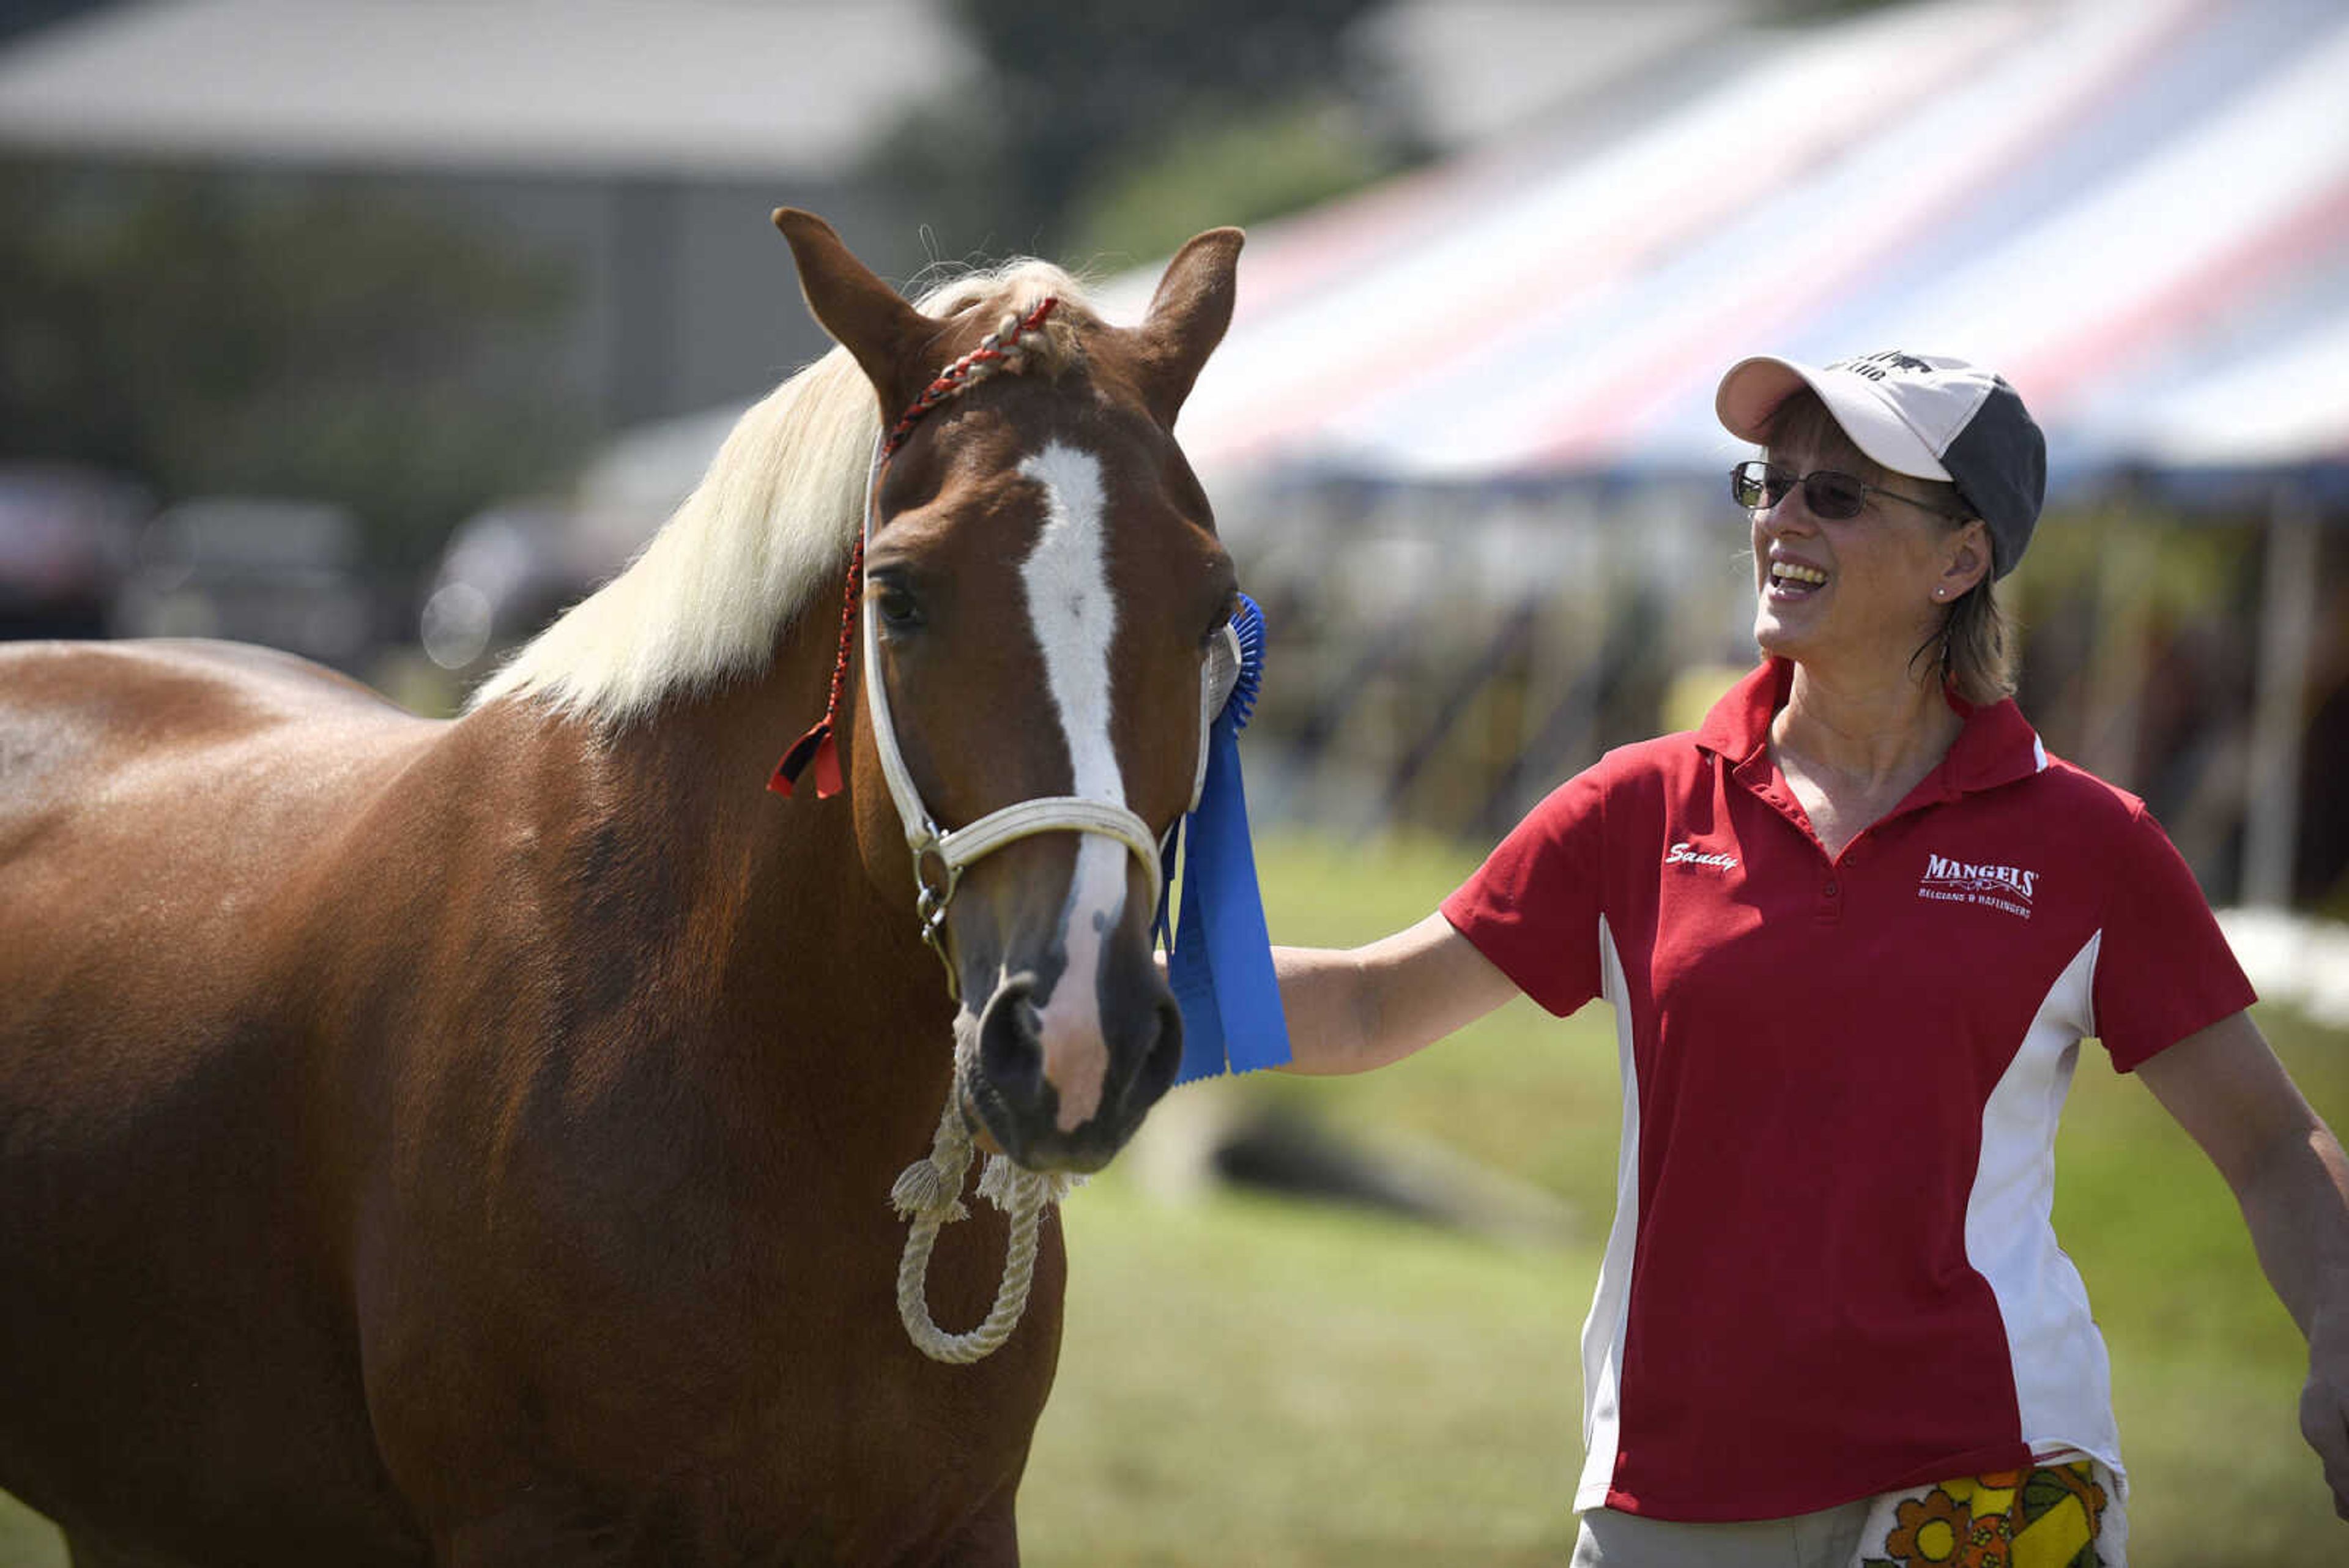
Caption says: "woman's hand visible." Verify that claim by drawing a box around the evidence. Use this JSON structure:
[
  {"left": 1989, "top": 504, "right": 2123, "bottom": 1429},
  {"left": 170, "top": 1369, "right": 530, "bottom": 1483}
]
[
  {"left": 2303, "top": 1305, "right": 2349, "bottom": 1518},
  {"left": 2142, "top": 1012, "right": 2349, "bottom": 1518}
]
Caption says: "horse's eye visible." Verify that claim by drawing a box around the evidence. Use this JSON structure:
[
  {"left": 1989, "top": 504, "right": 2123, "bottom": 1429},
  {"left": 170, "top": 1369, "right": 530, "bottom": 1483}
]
[{"left": 871, "top": 579, "right": 923, "bottom": 635}]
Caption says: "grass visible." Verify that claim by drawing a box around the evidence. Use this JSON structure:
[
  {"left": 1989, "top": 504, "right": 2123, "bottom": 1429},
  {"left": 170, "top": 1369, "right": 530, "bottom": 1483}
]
[
  {"left": 0, "top": 1497, "right": 59, "bottom": 1568},
  {"left": 5, "top": 832, "right": 2344, "bottom": 1564},
  {"left": 1024, "top": 1181, "right": 1583, "bottom": 1567}
]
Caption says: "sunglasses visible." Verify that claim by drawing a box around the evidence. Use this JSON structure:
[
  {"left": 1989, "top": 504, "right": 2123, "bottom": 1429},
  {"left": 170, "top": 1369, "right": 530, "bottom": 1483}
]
[{"left": 1729, "top": 460, "right": 1967, "bottom": 522}]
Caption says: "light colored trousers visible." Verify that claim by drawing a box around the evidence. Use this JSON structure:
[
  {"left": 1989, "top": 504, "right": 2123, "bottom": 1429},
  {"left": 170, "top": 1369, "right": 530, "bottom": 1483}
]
[
  {"left": 1570, "top": 1468, "right": 2128, "bottom": 1567},
  {"left": 1571, "top": 1501, "right": 1872, "bottom": 1568}
]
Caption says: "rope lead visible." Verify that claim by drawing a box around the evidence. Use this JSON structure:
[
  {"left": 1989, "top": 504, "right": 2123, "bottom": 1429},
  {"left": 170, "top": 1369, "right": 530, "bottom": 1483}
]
[{"left": 891, "top": 1097, "right": 1081, "bottom": 1364}]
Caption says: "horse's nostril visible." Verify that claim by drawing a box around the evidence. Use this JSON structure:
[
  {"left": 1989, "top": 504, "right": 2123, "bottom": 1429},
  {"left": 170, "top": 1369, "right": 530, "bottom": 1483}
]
[
  {"left": 978, "top": 977, "right": 1045, "bottom": 1090},
  {"left": 1129, "top": 995, "right": 1184, "bottom": 1113}
]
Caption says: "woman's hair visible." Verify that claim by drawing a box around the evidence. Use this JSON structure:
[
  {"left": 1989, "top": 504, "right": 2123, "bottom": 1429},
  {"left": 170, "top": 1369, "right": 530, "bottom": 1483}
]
[{"left": 1761, "top": 388, "right": 2017, "bottom": 704}]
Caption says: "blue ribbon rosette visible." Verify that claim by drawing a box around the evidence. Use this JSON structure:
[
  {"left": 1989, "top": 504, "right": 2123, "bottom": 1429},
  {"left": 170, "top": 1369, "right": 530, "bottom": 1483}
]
[{"left": 1163, "top": 593, "right": 1291, "bottom": 1082}]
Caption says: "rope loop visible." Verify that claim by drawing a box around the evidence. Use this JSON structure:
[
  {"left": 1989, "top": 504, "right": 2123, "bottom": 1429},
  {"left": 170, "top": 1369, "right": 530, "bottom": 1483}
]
[{"left": 892, "top": 1095, "right": 1082, "bottom": 1364}]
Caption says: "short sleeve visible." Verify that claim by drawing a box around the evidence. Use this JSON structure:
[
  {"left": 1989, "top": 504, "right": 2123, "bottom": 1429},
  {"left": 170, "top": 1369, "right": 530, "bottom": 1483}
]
[
  {"left": 2091, "top": 801, "right": 2257, "bottom": 1072},
  {"left": 1439, "top": 763, "right": 1609, "bottom": 1017}
]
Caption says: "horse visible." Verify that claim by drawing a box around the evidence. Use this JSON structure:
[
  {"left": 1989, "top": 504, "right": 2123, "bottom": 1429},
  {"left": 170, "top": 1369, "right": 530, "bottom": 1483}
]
[{"left": 0, "top": 209, "right": 1245, "bottom": 1566}]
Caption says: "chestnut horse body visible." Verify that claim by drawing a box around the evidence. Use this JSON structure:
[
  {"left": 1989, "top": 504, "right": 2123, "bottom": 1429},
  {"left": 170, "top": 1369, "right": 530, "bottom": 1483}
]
[{"left": 0, "top": 214, "right": 1244, "bottom": 1566}]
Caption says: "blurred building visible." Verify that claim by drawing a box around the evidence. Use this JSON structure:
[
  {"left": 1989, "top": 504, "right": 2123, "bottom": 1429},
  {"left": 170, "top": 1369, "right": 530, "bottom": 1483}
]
[
  {"left": 0, "top": 0, "right": 1762, "bottom": 689},
  {"left": 7, "top": 0, "right": 2340, "bottom": 915},
  {"left": 111, "top": 494, "right": 377, "bottom": 671},
  {"left": 0, "top": 0, "right": 1742, "bottom": 431},
  {"left": 0, "top": 0, "right": 987, "bottom": 426}
]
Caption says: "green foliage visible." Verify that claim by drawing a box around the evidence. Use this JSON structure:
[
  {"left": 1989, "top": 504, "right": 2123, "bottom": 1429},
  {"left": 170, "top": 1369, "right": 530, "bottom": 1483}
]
[
  {"left": 1761, "top": 0, "right": 1918, "bottom": 16},
  {"left": 870, "top": 0, "right": 1403, "bottom": 259},
  {"left": 2018, "top": 507, "right": 2258, "bottom": 631},
  {"left": 0, "top": 162, "right": 589, "bottom": 576},
  {"left": 1069, "top": 96, "right": 1394, "bottom": 264}
]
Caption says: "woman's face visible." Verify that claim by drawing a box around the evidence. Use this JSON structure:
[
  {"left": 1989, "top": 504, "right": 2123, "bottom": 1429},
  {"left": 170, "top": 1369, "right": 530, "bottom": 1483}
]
[{"left": 1748, "top": 438, "right": 1973, "bottom": 677}]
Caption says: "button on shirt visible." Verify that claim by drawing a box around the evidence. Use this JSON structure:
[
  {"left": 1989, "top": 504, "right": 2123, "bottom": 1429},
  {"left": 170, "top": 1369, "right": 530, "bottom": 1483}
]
[{"left": 1439, "top": 660, "right": 2255, "bottom": 1523}]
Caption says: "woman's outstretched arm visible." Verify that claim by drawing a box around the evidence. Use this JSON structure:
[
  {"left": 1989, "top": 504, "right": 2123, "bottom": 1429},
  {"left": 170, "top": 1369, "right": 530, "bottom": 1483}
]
[{"left": 1272, "top": 911, "right": 1523, "bottom": 1077}]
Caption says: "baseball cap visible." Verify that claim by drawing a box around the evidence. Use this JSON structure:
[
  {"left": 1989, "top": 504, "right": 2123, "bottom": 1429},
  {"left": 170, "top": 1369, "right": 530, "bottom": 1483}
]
[{"left": 1716, "top": 350, "right": 2045, "bottom": 578}]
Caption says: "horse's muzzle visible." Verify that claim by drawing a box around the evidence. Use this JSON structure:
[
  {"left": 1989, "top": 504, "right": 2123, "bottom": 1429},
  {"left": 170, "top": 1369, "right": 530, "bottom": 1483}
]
[{"left": 958, "top": 963, "right": 1182, "bottom": 1173}]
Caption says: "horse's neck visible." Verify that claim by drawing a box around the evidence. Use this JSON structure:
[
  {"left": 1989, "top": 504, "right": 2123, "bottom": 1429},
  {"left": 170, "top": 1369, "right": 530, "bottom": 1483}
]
[{"left": 507, "top": 612, "right": 959, "bottom": 1161}]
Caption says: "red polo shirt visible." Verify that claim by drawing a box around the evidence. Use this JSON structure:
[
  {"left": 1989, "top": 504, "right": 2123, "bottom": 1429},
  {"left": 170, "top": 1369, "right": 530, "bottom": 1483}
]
[{"left": 1440, "top": 659, "right": 2254, "bottom": 1522}]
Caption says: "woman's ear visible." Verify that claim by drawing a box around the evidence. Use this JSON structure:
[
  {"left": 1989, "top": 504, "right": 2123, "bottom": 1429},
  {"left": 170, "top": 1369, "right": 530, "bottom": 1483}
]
[{"left": 1937, "top": 519, "right": 1994, "bottom": 602}]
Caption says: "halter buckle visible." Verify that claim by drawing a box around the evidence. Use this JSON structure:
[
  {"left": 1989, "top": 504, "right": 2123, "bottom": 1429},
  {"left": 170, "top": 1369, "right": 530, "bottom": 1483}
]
[{"left": 911, "top": 839, "right": 963, "bottom": 992}]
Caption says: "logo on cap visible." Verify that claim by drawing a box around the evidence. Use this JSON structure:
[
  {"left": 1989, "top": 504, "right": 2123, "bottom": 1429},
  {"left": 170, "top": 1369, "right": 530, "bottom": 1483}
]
[{"left": 1828, "top": 351, "right": 1937, "bottom": 381}]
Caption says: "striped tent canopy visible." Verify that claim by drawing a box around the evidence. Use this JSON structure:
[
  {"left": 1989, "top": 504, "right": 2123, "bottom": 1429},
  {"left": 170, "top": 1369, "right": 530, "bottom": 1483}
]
[{"left": 1118, "top": 0, "right": 2349, "bottom": 489}]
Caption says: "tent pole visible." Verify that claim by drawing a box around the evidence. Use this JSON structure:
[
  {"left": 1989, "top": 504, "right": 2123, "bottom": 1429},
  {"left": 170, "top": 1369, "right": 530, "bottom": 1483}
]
[{"left": 2243, "top": 486, "right": 2320, "bottom": 909}]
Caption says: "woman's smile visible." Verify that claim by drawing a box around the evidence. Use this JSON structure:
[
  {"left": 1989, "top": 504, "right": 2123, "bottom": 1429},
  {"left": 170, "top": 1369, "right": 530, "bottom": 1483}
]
[{"left": 1764, "top": 556, "right": 1829, "bottom": 600}]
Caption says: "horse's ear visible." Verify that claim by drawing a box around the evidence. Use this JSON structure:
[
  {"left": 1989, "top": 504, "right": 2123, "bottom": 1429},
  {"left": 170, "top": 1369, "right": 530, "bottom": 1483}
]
[
  {"left": 1130, "top": 226, "right": 1244, "bottom": 425},
  {"left": 773, "top": 208, "right": 929, "bottom": 411}
]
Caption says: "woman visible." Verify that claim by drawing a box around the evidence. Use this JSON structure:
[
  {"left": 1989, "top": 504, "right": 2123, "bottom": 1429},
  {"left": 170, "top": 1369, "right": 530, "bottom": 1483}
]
[{"left": 1269, "top": 351, "right": 2349, "bottom": 1564}]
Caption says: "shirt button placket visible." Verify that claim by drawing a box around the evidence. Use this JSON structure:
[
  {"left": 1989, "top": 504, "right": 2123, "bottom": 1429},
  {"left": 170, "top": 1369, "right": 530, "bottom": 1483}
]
[{"left": 1818, "top": 839, "right": 1860, "bottom": 922}]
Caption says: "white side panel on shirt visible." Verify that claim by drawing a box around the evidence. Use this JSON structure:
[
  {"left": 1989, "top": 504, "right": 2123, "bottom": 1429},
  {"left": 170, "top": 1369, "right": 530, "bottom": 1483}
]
[
  {"left": 1577, "top": 914, "right": 1641, "bottom": 1512},
  {"left": 1962, "top": 931, "right": 2130, "bottom": 1496}
]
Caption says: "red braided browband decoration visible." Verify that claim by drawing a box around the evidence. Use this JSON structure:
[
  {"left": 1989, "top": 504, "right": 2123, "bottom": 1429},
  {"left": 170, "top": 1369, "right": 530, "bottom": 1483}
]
[{"left": 768, "top": 297, "right": 1061, "bottom": 798}]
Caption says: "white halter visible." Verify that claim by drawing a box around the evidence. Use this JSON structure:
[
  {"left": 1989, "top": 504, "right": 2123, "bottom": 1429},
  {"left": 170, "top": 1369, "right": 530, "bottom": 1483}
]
[
  {"left": 867, "top": 442, "right": 1241, "bottom": 1363},
  {"left": 799, "top": 299, "right": 1245, "bottom": 1362},
  {"left": 854, "top": 431, "right": 1176, "bottom": 997}
]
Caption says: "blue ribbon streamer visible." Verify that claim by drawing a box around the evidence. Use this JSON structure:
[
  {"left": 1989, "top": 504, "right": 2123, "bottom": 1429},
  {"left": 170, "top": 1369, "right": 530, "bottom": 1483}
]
[{"left": 1167, "top": 600, "right": 1290, "bottom": 1082}]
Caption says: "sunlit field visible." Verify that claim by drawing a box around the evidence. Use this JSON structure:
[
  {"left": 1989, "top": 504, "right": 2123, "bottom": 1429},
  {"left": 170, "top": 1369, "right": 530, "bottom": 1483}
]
[{"left": 4, "top": 833, "right": 2342, "bottom": 1565}]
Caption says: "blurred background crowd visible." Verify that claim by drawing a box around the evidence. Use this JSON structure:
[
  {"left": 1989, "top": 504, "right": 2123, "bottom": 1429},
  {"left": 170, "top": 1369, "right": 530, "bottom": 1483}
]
[{"left": 2, "top": 0, "right": 2343, "bottom": 937}]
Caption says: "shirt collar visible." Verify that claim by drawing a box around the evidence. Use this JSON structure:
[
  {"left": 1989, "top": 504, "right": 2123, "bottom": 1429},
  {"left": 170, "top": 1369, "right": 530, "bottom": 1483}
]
[
  {"left": 1693, "top": 658, "right": 2046, "bottom": 797},
  {"left": 1693, "top": 658, "right": 1789, "bottom": 765}
]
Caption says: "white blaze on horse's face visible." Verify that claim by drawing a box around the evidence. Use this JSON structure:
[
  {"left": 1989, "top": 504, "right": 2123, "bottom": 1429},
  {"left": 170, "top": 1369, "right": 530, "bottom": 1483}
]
[{"left": 1015, "top": 439, "right": 1126, "bottom": 1132}]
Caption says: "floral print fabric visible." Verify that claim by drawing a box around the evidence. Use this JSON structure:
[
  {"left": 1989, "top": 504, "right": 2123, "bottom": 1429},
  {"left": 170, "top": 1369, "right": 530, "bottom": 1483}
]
[{"left": 1859, "top": 1462, "right": 2121, "bottom": 1568}]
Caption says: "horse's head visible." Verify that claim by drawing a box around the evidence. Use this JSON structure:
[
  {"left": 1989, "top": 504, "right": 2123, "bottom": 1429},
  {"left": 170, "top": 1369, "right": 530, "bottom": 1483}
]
[{"left": 775, "top": 211, "right": 1242, "bottom": 1174}]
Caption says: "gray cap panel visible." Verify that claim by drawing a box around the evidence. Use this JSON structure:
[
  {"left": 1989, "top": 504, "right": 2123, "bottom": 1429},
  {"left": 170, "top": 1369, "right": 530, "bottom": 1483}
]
[{"left": 1939, "top": 378, "right": 2044, "bottom": 578}]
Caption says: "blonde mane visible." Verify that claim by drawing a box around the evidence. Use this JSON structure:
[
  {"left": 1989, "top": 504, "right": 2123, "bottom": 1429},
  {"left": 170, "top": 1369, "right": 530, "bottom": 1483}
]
[{"left": 469, "top": 259, "right": 1095, "bottom": 726}]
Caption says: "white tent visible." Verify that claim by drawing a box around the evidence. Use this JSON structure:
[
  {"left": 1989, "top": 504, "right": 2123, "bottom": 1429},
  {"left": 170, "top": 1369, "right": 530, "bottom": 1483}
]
[
  {"left": 1116, "top": 0, "right": 2349, "bottom": 486},
  {"left": 529, "top": 0, "right": 2342, "bottom": 895},
  {"left": 1096, "top": 0, "right": 2345, "bottom": 901}
]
